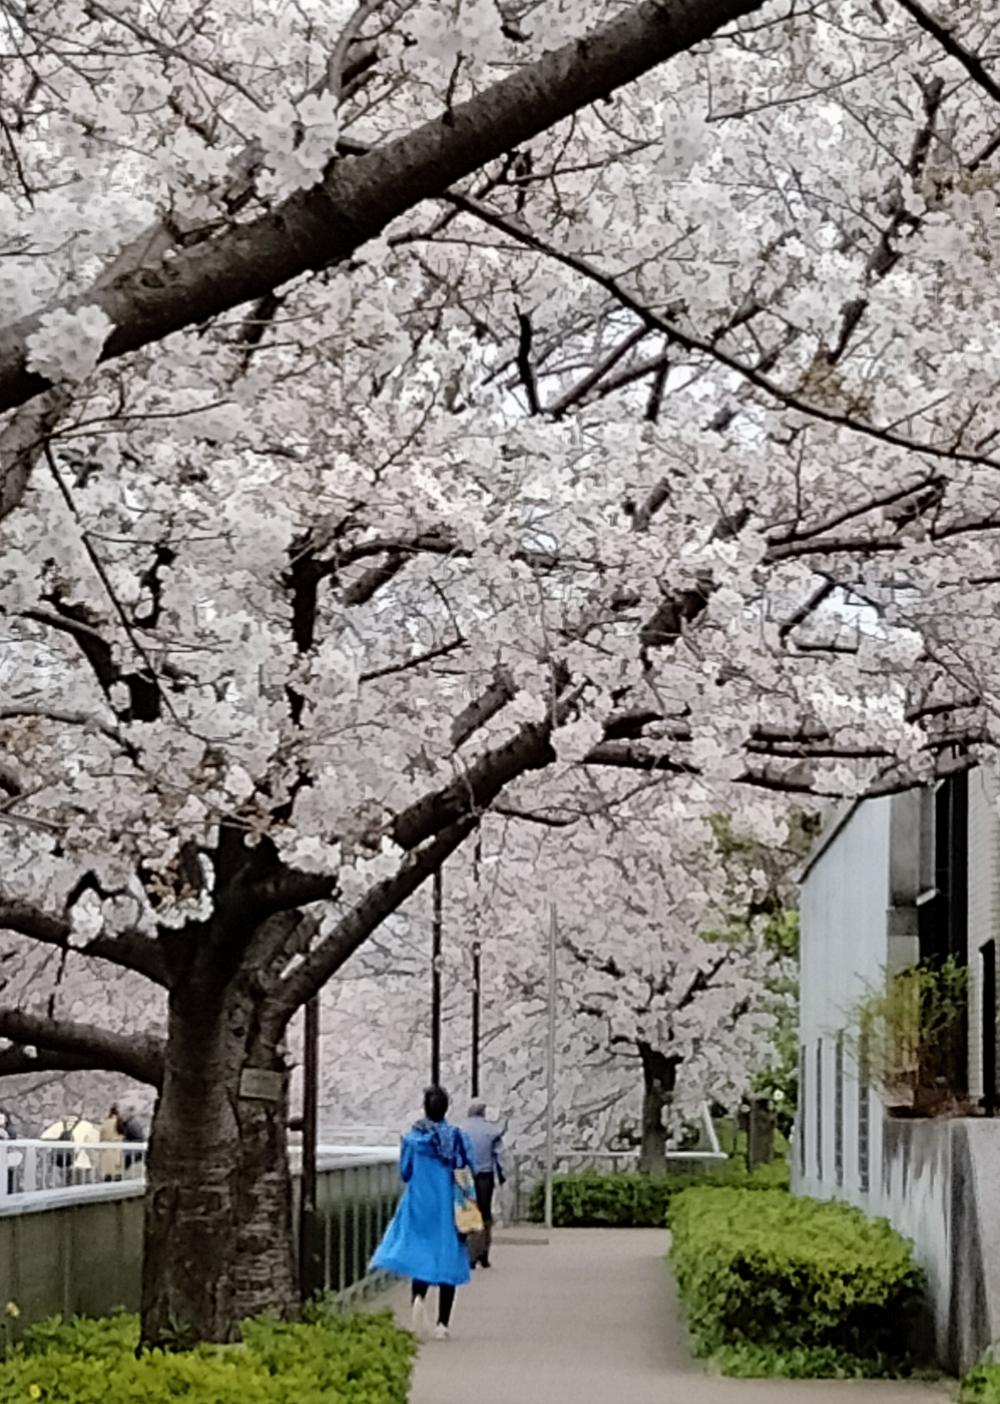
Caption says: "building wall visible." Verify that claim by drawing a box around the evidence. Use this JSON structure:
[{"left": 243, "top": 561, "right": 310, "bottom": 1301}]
[
  {"left": 798, "top": 798, "right": 892, "bottom": 1202},
  {"left": 797, "top": 781, "right": 1000, "bottom": 1372},
  {"left": 968, "top": 768, "right": 1000, "bottom": 1103}
]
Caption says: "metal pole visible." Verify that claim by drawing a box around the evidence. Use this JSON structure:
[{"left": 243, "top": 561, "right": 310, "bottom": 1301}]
[
  {"left": 471, "top": 941, "right": 482, "bottom": 1098},
  {"left": 544, "top": 902, "right": 557, "bottom": 1232},
  {"left": 431, "top": 866, "right": 443, "bottom": 1085},
  {"left": 299, "top": 995, "right": 320, "bottom": 1300}
]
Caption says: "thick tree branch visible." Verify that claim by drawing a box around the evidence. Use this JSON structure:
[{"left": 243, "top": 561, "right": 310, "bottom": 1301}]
[
  {"left": 0, "top": 1009, "right": 165, "bottom": 1087},
  {"left": 451, "top": 664, "right": 517, "bottom": 748},
  {"left": 0, "top": 0, "right": 765, "bottom": 426},
  {"left": 268, "top": 817, "right": 477, "bottom": 1023},
  {"left": 0, "top": 899, "right": 168, "bottom": 986},
  {"left": 893, "top": 0, "right": 1000, "bottom": 110}
]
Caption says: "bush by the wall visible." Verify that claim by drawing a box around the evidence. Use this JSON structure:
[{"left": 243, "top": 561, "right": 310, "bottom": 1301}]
[
  {"left": 0, "top": 1308, "right": 415, "bottom": 1403},
  {"left": 669, "top": 1188, "right": 926, "bottom": 1376},
  {"left": 963, "top": 1363, "right": 1000, "bottom": 1401},
  {"left": 528, "top": 1158, "right": 789, "bottom": 1227}
]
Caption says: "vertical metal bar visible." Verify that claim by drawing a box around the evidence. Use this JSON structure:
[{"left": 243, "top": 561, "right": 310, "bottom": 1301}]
[
  {"left": 431, "top": 866, "right": 443, "bottom": 1085},
  {"left": 299, "top": 995, "right": 320, "bottom": 1300},
  {"left": 337, "top": 1170, "right": 347, "bottom": 1292},
  {"left": 352, "top": 1171, "right": 362, "bottom": 1288},
  {"left": 471, "top": 941, "right": 482, "bottom": 1098},
  {"left": 544, "top": 903, "right": 557, "bottom": 1231}
]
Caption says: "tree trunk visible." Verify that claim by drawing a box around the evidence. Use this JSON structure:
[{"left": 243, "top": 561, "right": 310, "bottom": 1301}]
[
  {"left": 140, "top": 982, "right": 296, "bottom": 1348},
  {"left": 638, "top": 1042, "right": 679, "bottom": 1176}
]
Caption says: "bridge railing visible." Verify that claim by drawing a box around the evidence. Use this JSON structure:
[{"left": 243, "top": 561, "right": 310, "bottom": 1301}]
[
  {"left": 0, "top": 1144, "right": 402, "bottom": 1333},
  {"left": 0, "top": 1140, "right": 401, "bottom": 1204}
]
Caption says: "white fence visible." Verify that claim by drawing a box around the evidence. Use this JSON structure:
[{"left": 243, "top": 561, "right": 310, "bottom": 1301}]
[
  {"left": 0, "top": 1139, "right": 147, "bottom": 1199},
  {"left": 0, "top": 1139, "right": 401, "bottom": 1210}
]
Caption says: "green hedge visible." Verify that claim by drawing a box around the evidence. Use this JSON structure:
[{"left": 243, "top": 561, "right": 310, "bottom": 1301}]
[
  {"left": 669, "top": 1188, "right": 927, "bottom": 1377},
  {"left": 963, "top": 1364, "right": 1000, "bottom": 1401},
  {"left": 0, "top": 1308, "right": 415, "bottom": 1403},
  {"left": 528, "top": 1160, "right": 789, "bottom": 1227}
]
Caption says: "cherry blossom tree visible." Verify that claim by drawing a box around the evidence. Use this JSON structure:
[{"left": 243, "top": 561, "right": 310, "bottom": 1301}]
[
  {"left": 309, "top": 802, "right": 800, "bottom": 1182},
  {"left": 2, "top": 0, "right": 1000, "bottom": 1349}
]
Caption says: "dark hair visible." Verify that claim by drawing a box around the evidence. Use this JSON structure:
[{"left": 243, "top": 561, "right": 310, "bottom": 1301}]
[{"left": 423, "top": 1086, "right": 449, "bottom": 1123}]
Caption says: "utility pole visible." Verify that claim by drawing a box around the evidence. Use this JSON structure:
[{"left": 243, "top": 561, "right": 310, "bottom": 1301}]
[
  {"left": 431, "top": 866, "right": 443, "bottom": 1085},
  {"left": 471, "top": 941, "right": 482, "bottom": 1098},
  {"left": 299, "top": 995, "right": 320, "bottom": 1299},
  {"left": 544, "top": 902, "right": 557, "bottom": 1232}
]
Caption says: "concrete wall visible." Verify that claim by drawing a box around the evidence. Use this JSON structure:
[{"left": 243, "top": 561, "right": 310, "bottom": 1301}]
[
  {"left": 798, "top": 784, "right": 1000, "bottom": 1372},
  {"left": 968, "top": 769, "right": 1000, "bottom": 1102},
  {"left": 797, "top": 1114, "right": 1000, "bottom": 1374},
  {"left": 0, "top": 1158, "right": 400, "bottom": 1334},
  {"left": 798, "top": 798, "right": 892, "bottom": 1197}
]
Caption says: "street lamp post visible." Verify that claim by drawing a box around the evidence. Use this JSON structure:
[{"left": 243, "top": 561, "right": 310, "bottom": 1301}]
[
  {"left": 431, "top": 866, "right": 443, "bottom": 1085},
  {"left": 299, "top": 994, "right": 320, "bottom": 1300},
  {"left": 471, "top": 941, "right": 482, "bottom": 1098},
  {"left": 544, "top": 903, "right": 558, "bottom": 1231}
]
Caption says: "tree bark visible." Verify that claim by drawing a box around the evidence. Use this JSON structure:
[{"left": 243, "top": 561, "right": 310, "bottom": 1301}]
[
  {"left": 638, "top": 1042, "right": 679, "bottom": 1176},
  {"left": 140, "top": 980, "right": 296, "bottom": 1348}
]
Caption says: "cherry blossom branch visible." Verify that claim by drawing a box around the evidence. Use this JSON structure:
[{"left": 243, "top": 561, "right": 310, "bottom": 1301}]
[
  {"left": 0, "top": 898, "right": 168, "bottom": 985},
  {"left": 359, "top": 635, "right": 466, "bottom": 683},
  {"left": 893, "top": 0, "right": 1000, "bottom": 110},
  {"left": 548, "top": 327, "right": 648, "bottom": 418},
  {"left": 0, "top": 0, "right": 766, "bottom": 420},
  {"left": 0, "top": 1008, "right": 165, "bottom": 1087},
  {"left": 326, "top": 0, "right": 394, "bottom": 101},
  {"left": 268, "top": 817, "right": 478, "bottom": 1024},
  {"left": 447, "top": 192, "right": 1000, "bottom": 476},
  {"left": 451, "top": 664, "right": 517, "bottom": 748}
]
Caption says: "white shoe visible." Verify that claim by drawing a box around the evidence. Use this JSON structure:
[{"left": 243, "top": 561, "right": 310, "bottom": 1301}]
[
  {"left": 433, "top": 1324, "right": 450, "bottom": 1341},
  {"left": 411, "top": 1298, "right": 429, "bottom": 1341}
]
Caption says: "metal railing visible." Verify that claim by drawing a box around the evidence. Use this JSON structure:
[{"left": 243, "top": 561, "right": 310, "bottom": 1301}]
[
  {"left": 0, "top": 1140, "right": 400, "bottom": 1208},
  {"left": 505, "top": 1103, "right": 729, "bottom": 1221},
  {"left": 0, "top": 1140, "right": 147, "bottom": 1199},
  {"left": 0, "top": 1145, "right": 402, "bottom": 1333}
]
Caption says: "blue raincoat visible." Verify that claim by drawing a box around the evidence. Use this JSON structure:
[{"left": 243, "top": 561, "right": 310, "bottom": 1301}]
[{"left": 371, "top": 1120, "right": 472, "bottom": 1286}]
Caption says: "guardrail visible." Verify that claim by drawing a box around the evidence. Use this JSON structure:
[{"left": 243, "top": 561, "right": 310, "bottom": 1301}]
[
  {"left": 0, "top": 1145, "right": 402, "bottom": 1333},
  {"left": 0, "top": 1140, "right": 147, "bottom": 1197},
  {"left": 0, "top": 1141, "right": 401, "bottom": 1206}
]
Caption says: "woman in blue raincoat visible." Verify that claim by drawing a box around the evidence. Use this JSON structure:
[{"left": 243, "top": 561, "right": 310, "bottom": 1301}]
[{"left": 372, "top": 1086, "right": 472, "bottom": 1340}]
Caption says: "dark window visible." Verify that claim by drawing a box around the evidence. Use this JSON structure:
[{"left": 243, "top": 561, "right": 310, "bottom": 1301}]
[
  {"left": 917, "top": 772, "right": 969, "bottom": 1096},
  {"left": 835, "top": 1032, "right": 844, "bottom": 1187},
  {"left": 858, "top": 1026, "right": 871, "bottom": 1193},
  {"left": 918, "top": 773, "right": 968, "bottom": 965},
  {"left": 815, "top": 1038, "right": 823, "bottom": 1180},
  {"left": 983, "top": 940, "right": 998, "bottom": 1116}
]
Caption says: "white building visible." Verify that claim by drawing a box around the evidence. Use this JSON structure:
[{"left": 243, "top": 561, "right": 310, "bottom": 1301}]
[{"left": 797, "top": 770, "right": 1000, "bottom": 1373}]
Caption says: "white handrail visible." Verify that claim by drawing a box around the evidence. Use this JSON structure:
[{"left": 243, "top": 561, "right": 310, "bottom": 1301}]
[{"left": 0, "top": 1140, "right": 400, "bottom": 1209}]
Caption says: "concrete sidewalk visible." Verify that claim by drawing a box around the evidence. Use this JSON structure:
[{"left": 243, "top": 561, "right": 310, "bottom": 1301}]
[{"left": 394, "top": 1229, "right": 954, "bottom": 1404}]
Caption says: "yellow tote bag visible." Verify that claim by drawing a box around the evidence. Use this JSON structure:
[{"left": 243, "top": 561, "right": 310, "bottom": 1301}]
[{"left": 454, "top": 1166, "right": 483, "bottom": 1236}]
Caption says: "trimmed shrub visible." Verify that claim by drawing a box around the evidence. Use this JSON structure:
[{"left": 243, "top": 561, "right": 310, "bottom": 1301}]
[
  {"left": 669, "top": 1188, "right": 926, "bottom": 1376},
  {"left": 0, "top": 1308, "right": 415, "bottom": 1403},
  {"left": 963, "top": 1364, "right": 1000, "bottom": 1401},
  {"left": 528, "top": 1158, "right": 789, "bottom": 1227}
]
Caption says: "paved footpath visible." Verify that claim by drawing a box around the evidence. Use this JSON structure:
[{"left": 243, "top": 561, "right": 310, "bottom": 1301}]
[{"left": 391, "top": 1228, "right": 954, "bottom": 1404}]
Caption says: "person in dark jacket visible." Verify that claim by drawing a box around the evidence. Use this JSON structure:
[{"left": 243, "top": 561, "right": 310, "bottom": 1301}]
[
  {"left": 458, "top": 1100, "right": 506, "bottom": 1269},
  {"left": 118, "top": 1107, "right": 146, "bottom": 1173},
  {"left": 371, "top": 1086, "right": 472, "bottom": 1341}
]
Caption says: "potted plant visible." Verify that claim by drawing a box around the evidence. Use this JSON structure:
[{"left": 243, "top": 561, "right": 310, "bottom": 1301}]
[{"left": 849, "top": 957, "right": 970, "bottom": 1118}]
